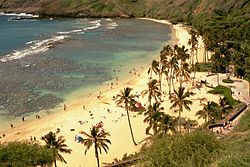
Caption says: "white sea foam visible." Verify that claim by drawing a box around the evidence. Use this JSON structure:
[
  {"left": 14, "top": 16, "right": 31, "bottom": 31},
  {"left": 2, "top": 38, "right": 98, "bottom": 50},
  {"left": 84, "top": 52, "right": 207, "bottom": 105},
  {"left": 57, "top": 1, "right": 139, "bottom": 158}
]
[
  {"left": 57, "top": 29, "right": 82, "bottom": 35},
  {"left": 0, "top": 35, "right": 68, "bottom": 62},
  {"left": 106, "top": 22, "right": 118, "bottom": 30},
  {"left": 105, "top": 18, "right": 113, "bottom": 21},
  {"left": 0, "top": 12, "right": 39, "bottom": 18},
  {"left": 89, "top": 20, "right": 101, "bottom": 24}
]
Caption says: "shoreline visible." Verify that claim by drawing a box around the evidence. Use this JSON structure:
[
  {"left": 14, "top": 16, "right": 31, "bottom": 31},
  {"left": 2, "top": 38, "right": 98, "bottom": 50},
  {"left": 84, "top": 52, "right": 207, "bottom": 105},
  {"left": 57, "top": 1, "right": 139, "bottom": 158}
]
[{"left": 0, "top": 18, "right": 220, "bottom": 166}]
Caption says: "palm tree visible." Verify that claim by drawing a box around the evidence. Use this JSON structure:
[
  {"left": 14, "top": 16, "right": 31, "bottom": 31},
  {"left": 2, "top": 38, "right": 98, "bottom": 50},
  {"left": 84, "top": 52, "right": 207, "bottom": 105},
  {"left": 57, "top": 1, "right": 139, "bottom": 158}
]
[
  {"left": 80, "top": 125, "right": 111, "bottom": 167},
  {"left": 175, "top": 62, "right": 191, "bottom": 87},
  {"left": 219, "top": 97, "right": 232, "bottom": 119},
  {"left": 159, "top": 45, "right": 172, "bottom": 92},
  {"left": 141, "top": 79, "right": 161, "bottom": 107},
  {"left": 158, "top": 114, "right": 177, "bottom": 134},
  {"left": 180, "top": 118, "right": 198, "bottom": 133},
  {"left": 41, "top": 131, "right": 72, "bottom": 167},
  {"left": 195, "top": 101, "right": 220, "bottom": 123},
  {"left": 188, "top": 29, "right": 199, "bottom": 65},
  {"left": 143, "top": 102, "right": 164, "bottom": 135},
  {"left": 148, "top": 59, "right": 160, "bottom": 81},
  {"left": 170, "top": 87, "right": 193, "bottom": 132},
  {"left": 174, "top": 45, "right": 191, "bottom": 87},
  {"left": 167, "top": 54, "right": 179, "bottom": 94},
  {"left": 116, "top": 87, "right": 138, "bottom": 145}
]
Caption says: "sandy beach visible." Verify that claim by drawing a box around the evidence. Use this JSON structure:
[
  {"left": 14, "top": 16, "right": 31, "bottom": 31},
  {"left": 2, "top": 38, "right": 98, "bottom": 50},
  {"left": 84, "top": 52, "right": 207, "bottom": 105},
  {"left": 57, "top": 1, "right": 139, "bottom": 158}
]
[{"left": 0, "top": 18, "right": 223, "bottom": 167}]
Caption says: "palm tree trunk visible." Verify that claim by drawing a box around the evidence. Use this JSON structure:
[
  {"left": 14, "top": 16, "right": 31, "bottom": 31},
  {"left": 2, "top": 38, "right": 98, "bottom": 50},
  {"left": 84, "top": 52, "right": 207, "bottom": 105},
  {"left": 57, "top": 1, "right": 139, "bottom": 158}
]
[
  {"left": 172, "top": 74, "right": 176, "bottom": 92},
  {"left": 178, "top": 110, "right": 182, "bottom": 133},
  {"left": 125, "top": 103, "right": 137, "bottom": 145},
  {"left": 196, "top": 49, "right": 199, "bottom": 64},
  {"left": 159, "top": 72, "right": 162, "bottom": 93},
  {"left": 95, "top": 144, "right": 100, "bottom": 167},
  {"left": 54, "top": 160, "right": 57, "bottom": 167},
  {"left": 169, "top": 67, "right": 173, "bottom": 94},
  {"left": 180, "top": 75, "right": 183, "bottom": 88},
  {"left": 148, "top": 92, "right": 152, "bottom": 107},
  {"left": 217, "top": 73, "right": 219, "bottom": 86}
]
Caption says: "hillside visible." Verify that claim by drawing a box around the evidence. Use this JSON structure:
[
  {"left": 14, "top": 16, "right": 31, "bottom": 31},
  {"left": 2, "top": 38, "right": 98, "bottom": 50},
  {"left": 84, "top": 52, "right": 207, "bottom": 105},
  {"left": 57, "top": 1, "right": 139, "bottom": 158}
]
[{"left": 0, "top": 0, "right": 249, "bottom": 20}]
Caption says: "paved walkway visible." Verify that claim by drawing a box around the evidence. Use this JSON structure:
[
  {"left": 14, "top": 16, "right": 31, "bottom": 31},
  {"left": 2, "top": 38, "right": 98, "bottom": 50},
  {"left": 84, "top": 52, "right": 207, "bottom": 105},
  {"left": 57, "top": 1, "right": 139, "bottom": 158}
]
[{"left": 204, "top": 73, "right": 249, "bottom": 135}]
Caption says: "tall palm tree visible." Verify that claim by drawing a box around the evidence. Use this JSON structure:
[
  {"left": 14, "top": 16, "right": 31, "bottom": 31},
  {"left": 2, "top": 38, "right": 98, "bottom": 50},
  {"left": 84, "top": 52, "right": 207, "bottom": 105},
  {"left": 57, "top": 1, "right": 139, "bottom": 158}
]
[
  {"left": 167, "top": 54, "right": 179, "bottom": 94},
  {"left": 195, "top": 101, "right": 220, "bottom": 123},
  {"left": 143, "top": 102, "right": 164, "bottom": 135},
  {"left": 159, "top": 45, "right": 172, "bottom": 92},
  {"left": 175, "top": 62, "right": 191, "bottom": 87},
  {"left": 141, "top": 79, "right": 161, "bottom": 107},
  {"left": 80, "top": 125, "right": 111, "bottom": 167},
  {"left": 116, "top": 87, "right": 138, "bottom": 145},
  {"left": 170, "top": 87, "right": 193, "bottom": 132},
  {"left": 148, "top": 59, "right": 160, "bottom": 81},
  {"left": 174, "top": 45, "right": 191, "bottom": 87},
  {"left": 41, "top": 131, "right": 72, "bottom": 167},
  {"left": 188, "top": 29, "right": 199, "bottom": 65}
]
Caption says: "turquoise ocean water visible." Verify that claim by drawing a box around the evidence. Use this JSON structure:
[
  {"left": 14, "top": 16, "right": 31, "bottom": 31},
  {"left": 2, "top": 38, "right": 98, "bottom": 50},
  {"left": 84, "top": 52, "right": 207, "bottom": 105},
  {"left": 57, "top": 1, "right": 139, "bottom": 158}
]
[{"left": 0, "top": 13, "right": 172, "bottom": 129}]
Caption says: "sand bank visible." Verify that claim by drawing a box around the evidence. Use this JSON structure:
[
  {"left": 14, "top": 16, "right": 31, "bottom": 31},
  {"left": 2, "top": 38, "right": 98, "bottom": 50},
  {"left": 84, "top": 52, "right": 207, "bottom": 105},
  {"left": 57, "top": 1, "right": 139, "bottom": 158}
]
[{"left": 0, "top": 18, "right": 220, "bottom": 167}]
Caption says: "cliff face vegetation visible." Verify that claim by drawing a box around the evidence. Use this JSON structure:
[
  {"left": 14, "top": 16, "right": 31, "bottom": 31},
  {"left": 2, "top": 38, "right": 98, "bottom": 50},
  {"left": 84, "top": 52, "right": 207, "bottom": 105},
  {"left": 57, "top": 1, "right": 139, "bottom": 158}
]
[{"left": 0, "top": 0, "right": 249, "bottom": 19}]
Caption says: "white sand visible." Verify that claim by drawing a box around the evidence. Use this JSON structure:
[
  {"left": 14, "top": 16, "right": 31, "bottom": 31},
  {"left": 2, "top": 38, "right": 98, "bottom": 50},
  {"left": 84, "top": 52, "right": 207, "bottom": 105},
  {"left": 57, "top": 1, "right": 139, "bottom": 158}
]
[{"left": 0, "top": 18, "right": 222, "bottom": 167}]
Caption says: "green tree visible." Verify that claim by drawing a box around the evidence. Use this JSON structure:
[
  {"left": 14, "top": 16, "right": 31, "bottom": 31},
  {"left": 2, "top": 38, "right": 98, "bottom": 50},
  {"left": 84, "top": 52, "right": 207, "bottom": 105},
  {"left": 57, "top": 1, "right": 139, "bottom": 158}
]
[
  {"left": 141, "top": 79, "right": 161, "bottom": 107},
  {"left": 143, "top": 102, "right": 164, "bottom": 135},
  {"left": 158, "top": 113, "right": 177, "bottom": 134},
  {"left": 219, "top": 97, "right": 232, "bottom": 119},
  {"left": 174, "top": 45, "right": 191, "bottom": 87},
  {"left": 188, "top": 29, "right": 199, "bottom": 65},
  {"left": 170, "top": 87, "right": 193, "bottom": 132},
  {"left": 196, "top": 101, "right": 220, "bottom": 123},
  {"left": 41, "top": 131, "right": 72, "bottom": 167},
  {"left": 159, "top": 45, "right": 172, "bottom": 92},
  {"left": 148, "top": 59, "right": 160, "bottom": 81},
  {"left": 116, "top": 87, "right": 138, "bottom": 145},
  {"left": 0, "top": 141, "right": 54, "bottom": 166},
  {"left": 80, "top": 125, "right": 111, "bottom": 167},
  {"left": 167, "top": 52, "right": 179, "bottom": 94}
]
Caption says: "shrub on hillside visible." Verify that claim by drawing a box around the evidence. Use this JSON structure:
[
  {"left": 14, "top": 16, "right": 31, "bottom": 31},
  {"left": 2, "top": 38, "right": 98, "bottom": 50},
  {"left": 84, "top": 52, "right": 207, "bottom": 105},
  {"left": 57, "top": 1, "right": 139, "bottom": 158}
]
[{"left": 138, "top": 131, "right": 222, "bottom": 167}]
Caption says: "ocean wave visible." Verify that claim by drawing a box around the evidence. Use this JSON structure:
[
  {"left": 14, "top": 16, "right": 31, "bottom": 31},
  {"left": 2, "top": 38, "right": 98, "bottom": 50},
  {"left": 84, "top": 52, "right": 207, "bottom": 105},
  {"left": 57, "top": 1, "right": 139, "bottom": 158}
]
[
  {"left": 0, "top": 35, "right": 68, "bottom": 63},
  {"left": 57, "top": 29, "right": 83, "bottom": 35},
  {"left": 106, "top": 22, "right": 118, "bottom": 30},
  {"left": 105, "top": 18, "right": 113, "bottom": 22},
  {"left": 89, "top": 20, "right": 101, "bottom": 24},
  {"left": 84, "top": 23, "right": 101, "bottom": 31},
  {"left": 0, "top": 12, "right": 39, "bottom": 18},
  {"left": 57, "top": 20, "right": 102, "bottom": 35}
]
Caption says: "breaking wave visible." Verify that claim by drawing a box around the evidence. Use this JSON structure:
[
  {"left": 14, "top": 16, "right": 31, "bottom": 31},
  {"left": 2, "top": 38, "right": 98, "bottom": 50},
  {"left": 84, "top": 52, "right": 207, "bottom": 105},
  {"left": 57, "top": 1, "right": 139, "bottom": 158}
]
[{"left": 0, "top": 35, "right": 68, "bottom": 62}]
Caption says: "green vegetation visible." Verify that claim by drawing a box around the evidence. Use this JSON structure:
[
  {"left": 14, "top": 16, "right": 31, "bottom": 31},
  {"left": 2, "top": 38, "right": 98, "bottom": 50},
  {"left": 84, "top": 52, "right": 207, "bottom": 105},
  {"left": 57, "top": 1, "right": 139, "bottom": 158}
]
[
  {"left": 195, "top": 63, "right": 212, "bottom": 72},
  {"left": 216, "top": 109, "right": 250, "bottom": 167},
  {"left": 222, "top": 79, "right": 234, "bottom": 83},
  {"left": 208, "top": 85, "right": 239, "bottom": 105},
  {"left": 0, "top": 141, "right": 54, "bottom": 166},
  {"left": 138, "top": 131, "right": 222, "bottom": 167}
]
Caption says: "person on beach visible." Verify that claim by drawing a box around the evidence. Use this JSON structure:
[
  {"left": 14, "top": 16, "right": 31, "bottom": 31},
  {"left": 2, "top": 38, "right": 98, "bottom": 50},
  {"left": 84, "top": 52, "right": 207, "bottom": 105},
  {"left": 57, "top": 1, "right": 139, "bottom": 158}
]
[
  {"left": 64, "top": 104, "right": 67, "bottom": 111},
  {"left": 11, "top": 123, "right": 13, "bottom": 128},
  {"left": 22, "top": 117, "right": 25, "bottom": 121}
]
